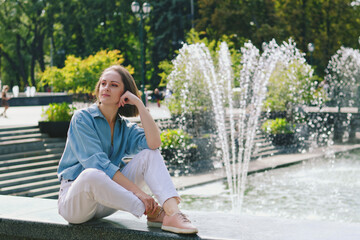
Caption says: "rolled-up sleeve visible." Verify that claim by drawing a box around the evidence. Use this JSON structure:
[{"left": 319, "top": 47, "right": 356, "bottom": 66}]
[
  {"left": 125, "top": 122, "right": 150, "bottom": 156},
  {"left": 68, "top": 113, "right": 119, "bottom": 179}
]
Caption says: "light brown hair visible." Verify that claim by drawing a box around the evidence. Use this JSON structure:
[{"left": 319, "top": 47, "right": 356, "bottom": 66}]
[
  {"left": 95, "top": 65, "right": 140, "bottom": 117},
  {"left": 2, "top": 85, "right": 9, "bottom": 92}
]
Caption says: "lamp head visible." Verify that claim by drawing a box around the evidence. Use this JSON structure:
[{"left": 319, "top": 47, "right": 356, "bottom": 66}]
[
  {"left": 143, "top": 2, "right": 151, "bottom": 14},
  {"left": 131, "top": 1, "right": 140, "bottom": 13},
  {"left": 307, "top": 43, "right": 315, "bottom": 53}
]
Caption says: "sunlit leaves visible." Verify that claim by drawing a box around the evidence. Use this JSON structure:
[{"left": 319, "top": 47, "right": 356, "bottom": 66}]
[{"left": 39, "top": 49, "right": 132, "bottom": 93}]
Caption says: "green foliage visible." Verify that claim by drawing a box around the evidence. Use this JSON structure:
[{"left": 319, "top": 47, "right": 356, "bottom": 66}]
[
  {"left": 39, "top": 50, "right": 133, "bottom": 93},
  {"left": 166, "top": 74, "right": 212, "bottom": 116},
  {"left": 42, "top": 102, "right": 76, "bottom": 122},
  {"left": 325, "top": 47, "right": 360, "bottom": 108},
  {"left": 261, "top": 118, "right": 295, "bottom": 134},
  {"left": 195, "top": 0, "right": 360, "bottom": 77},
  {"left": 2, "top": 0, "right": 360, "bottom": 94},
  {"left": 264, "top": 60, "right": 325, "bottom": 112},
  {"left": 0, "top": 0, "right": 63, "bottom": 88},
  {"left": 158, "top": 60, "right": 174, "bottom": 87},
  {"left": 149, "top": 0, "right": 193, "bottom": 88},
  {"left": 159, "top": 29, "right": 242, "bottom": 87},
  {"left": 160, "top": 129, "right": 194, "bottom": 150},
  {"left": 160, "top": 129, "right": 198, "bottom": 172},
  {"left": 162, "top": 30, "right": 242, "bottom": 116}
]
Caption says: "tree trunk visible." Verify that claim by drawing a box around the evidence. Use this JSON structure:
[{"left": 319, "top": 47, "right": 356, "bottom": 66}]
[
  {"left": 301, "top": 0, "right": 307, "bottom": 51},
  {"left": 37, "top": 33, "right": 46, "bottom": 72},
  {"left": 16, "top": 35, "right": 28, "bottom": 88},
  {"left": 30, "top": 25, "right": 38, "bottom": 87}
]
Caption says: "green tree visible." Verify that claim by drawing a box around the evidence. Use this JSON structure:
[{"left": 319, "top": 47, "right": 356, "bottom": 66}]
[
  {"left": 274, "top": 0, "right": 360, "bottom": 75},
  {"left": 39, "top": 49, "right": 132, "bottom": 93},
  {"left": 149, "top": 0, "right": 193, "bottom": 89},
  {"left": 49, "top": 0, "right": 149, "bottom": 88},
  {"left": 194, "top": 0, "right": 360, "bottom": 77},
  {"left": 195, "top": 0, "right": 285, "bottom": 48},
  {"left": 0, "top": 0, "right": 56, "bottom": 88}
]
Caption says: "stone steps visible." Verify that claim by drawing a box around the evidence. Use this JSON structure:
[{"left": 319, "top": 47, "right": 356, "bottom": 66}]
[
  {"left": 0, "top": 138, "right": 45, "bottom": 154},
  {"left": 0, "top": 125, "right": 63, "bottom": 199},
  {"left": 2, "top": 178, "right": 59, "bottom": 195},
  {"left": 0, "top": 165, "right": 58, "bottom": 181},
  {"left": 0, "top": 153, "right": 62, "bottom": 168},
  {"left": 0, "top": 171, "right": 58, "bottom": 188},
  {"left": 13, "top": 184, "right": 60, "bottom": 198},
  {"left": 0, "top": 158, "right": 59, "bottom": 174},
  {"left": 0, "top": 132, "right": 45, "bottom": 141},
  {"left": 0, "top": 128, "right": 41, "bottom": 137},
  {"left": 0, "top": 148, "right": 64, "bottom": 161},
  {"left": 34, "top": 190, "right": 59, "bottom": 199}
]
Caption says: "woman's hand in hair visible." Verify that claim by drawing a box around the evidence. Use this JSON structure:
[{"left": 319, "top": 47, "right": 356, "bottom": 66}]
[
  {"left": 120, "top": 90, "right": 161, "bottom": 149},
  {"left": 118, "top": 91, "right": 142, "bottom": 108}
]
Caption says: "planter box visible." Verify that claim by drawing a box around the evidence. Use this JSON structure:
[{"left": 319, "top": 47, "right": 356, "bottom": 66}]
[
  {"left": 9, "top": 93, "right": 72, "bottom": 106},
  {"left": 38, "top": 121, "right": 70, "bottom": 138}
]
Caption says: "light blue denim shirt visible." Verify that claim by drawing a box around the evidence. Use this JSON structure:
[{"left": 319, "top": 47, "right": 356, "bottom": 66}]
[{"left": 57, "top": 104, "right": 149, "bottom": 181}]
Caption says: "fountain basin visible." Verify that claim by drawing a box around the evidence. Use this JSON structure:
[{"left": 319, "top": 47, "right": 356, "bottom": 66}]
[{"left": 178, "top": 149, "right": 360, "bottom": 224}]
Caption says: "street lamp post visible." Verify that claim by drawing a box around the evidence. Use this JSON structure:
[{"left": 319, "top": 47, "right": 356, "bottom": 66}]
[
  {"left": 131, "top": 1, "right": 151, "bottom": 104},
  {"left": 307, "top": 43, "right": 315, "bottom": 65}
]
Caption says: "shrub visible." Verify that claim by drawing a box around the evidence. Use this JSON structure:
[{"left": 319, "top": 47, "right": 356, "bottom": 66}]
[
  {"left": 160, "top": 129, "right": 198, "bottom": 174},
  {"left": 261, "top": 118, "right": 295, "bottom": 134},
  {"left": 42, "top": 102, "right": 76, "bottom": 122},
  {"left": 160, "top": 129, "right": 197, "bottom": 154},
  {"left": 39, "top": 50, "right": 133, "bottom": 93}
]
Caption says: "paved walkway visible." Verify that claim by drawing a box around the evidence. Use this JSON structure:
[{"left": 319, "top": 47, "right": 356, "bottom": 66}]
[{"left": 0, "top": 102, "right": 170, "bottom": 128}]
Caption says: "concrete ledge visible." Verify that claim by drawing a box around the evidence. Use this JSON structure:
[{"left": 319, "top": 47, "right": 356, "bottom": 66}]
[
  {"left": 1, "top": 195, "right": 360, "bottom": 240},
  {"left": 0, "top": 218, "right": 191, "bottom": 240},
  {"left": 0, "top": 195, "right": 203, "bottom": 240}
]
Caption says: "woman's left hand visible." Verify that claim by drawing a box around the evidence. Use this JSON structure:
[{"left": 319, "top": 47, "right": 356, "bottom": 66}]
[{"left": 118, "top": 91, "right": 141, "bottom": 108}]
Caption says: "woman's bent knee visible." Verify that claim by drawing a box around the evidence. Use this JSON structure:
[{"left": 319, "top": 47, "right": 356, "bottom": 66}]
[
  {"left": 78, "top": 168, "right": 106, "bottom": 180},
  {"left": 138, "top": 149, "right": 164, "bottom": 165},
  {"left": 76, "top": 168, "right": 109, "bottom": 187}
]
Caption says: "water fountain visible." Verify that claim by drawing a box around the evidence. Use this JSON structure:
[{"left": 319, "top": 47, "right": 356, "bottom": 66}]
[
  {"left": 325, "top": 46, "right": 360, "bottom": 109},
  {"left": 324, "top": 47, "right": 360, "bottom": 143},
  {"left": 168, "top": 40, "right": 360, "bottom": 225},
  {"left": 167, "top": 39, "right": 324, "bottom": 213}
]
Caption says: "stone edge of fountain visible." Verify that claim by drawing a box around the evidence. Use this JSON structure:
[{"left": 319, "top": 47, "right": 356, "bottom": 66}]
[{"left": 172, "top": 143, "right": 360, "bottom": 190}]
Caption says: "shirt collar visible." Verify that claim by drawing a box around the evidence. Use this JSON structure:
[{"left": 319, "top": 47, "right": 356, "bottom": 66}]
[
  {"left": 88, "top": 103, "right": 103, "bottom": 118},
  {"left": 88, "top": 103, "right": 123, "bottom": 121}
]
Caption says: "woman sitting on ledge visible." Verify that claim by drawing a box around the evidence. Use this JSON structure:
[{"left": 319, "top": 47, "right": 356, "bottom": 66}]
[{"left": 57, "top": 65, "right": 198, "bottom": 234}]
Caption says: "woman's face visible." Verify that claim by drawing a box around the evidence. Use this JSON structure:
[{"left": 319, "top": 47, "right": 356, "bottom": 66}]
[{"left": 98, "top": 70, "right": 125, "bottom": 106}]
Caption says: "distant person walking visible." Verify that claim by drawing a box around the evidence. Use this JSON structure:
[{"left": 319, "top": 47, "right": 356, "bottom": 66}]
[
  {"left": 152, "top": 88, "right": 162, "bottom": 107},
  {"left": 144, "top": 88, "right": 149, "bottom": 107},
  {"left": 1, "top": 85, "right": 11, "bottom": 118}
]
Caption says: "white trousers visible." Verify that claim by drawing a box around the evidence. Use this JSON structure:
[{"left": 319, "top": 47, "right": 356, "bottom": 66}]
[{"left": 58, "top": 149, "right": 179, "bottom": 224}]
